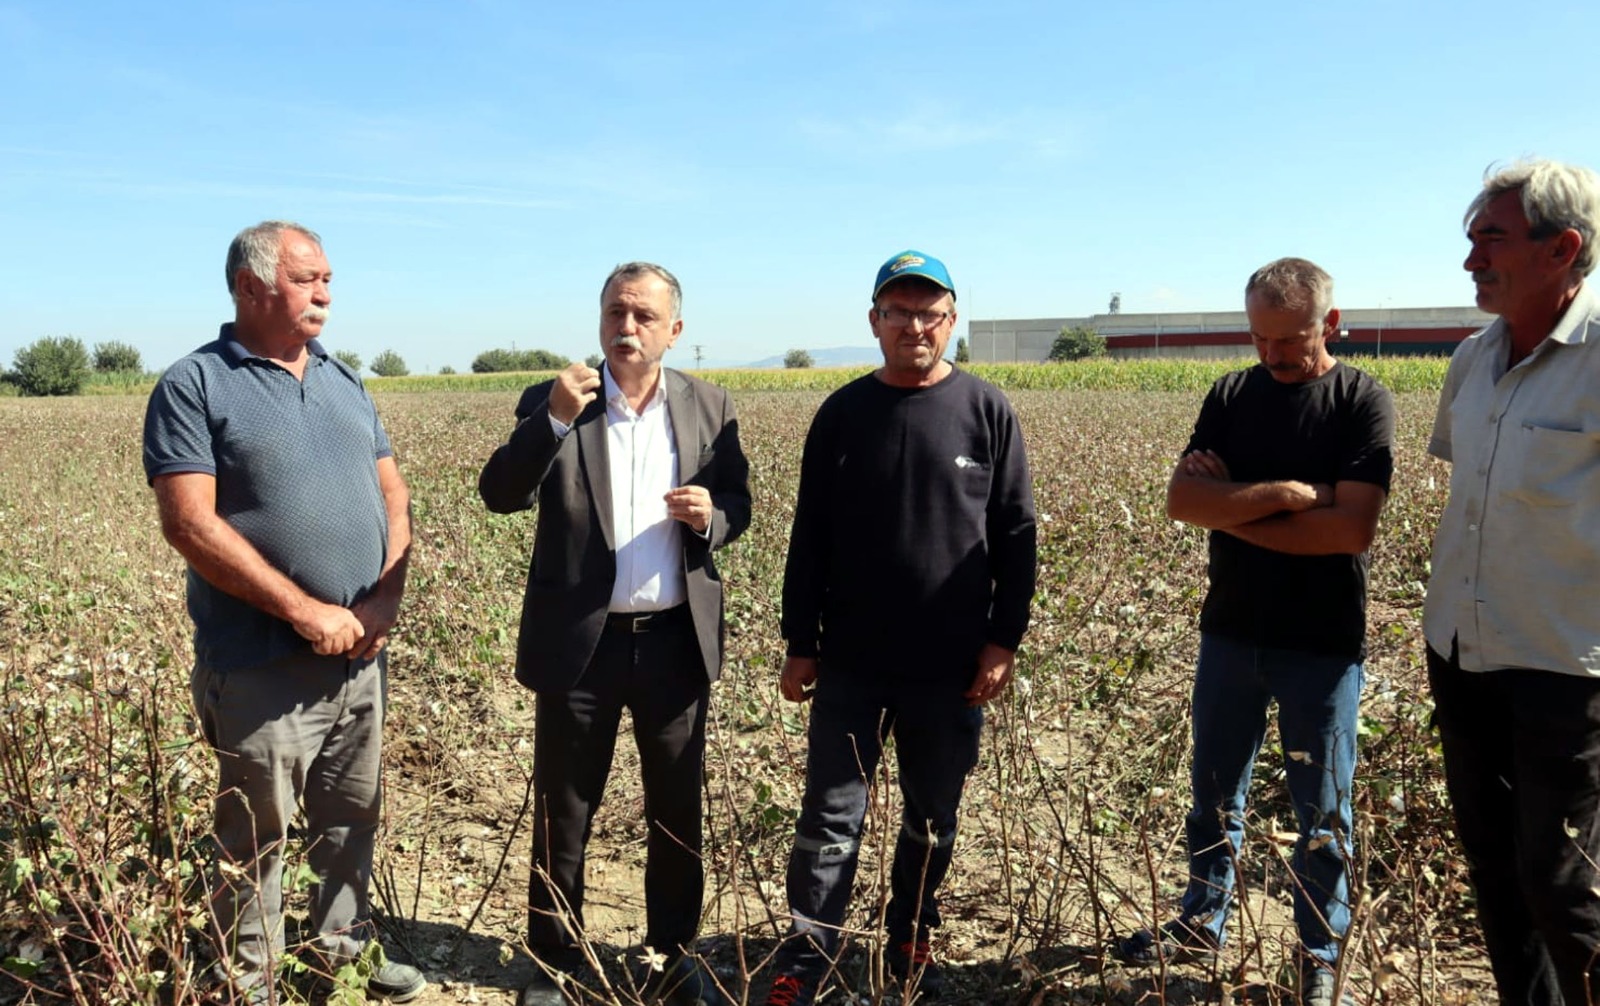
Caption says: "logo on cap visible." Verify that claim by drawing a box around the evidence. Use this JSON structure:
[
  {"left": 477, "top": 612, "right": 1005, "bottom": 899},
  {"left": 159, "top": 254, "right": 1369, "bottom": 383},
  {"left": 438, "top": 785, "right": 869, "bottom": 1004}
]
[{"left": 889, "top": 255, "right": 926, "bottom": 274}]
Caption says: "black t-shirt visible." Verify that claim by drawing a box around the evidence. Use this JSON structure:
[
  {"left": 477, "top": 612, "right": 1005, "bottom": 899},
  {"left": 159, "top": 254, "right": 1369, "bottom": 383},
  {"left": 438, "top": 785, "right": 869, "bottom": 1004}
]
[
  {"left": 781, "top": 368, "right": 1037, "bottom": 680},
  {"left": 1186, "top": 362, "right": 1395, "bottom": 658}
]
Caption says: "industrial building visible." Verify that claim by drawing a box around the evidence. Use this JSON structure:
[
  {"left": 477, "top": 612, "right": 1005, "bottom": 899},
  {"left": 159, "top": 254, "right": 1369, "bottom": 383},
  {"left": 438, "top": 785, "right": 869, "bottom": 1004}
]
[{"left": 967, "top": 304, "right": 1492, "bottom": 362}]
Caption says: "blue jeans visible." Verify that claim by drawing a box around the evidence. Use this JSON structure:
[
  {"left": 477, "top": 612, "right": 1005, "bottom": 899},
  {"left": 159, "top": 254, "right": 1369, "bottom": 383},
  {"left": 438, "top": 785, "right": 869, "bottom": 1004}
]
[{"left": 1180, "top": 633, "right": 1362, "bottom": 965}]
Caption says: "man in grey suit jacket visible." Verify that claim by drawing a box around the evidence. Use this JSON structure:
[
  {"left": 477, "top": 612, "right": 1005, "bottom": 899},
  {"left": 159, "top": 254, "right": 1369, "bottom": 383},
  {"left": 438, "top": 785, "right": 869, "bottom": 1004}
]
[{"left": 480, "top": 262, "right": 750, "bottom": 1006}]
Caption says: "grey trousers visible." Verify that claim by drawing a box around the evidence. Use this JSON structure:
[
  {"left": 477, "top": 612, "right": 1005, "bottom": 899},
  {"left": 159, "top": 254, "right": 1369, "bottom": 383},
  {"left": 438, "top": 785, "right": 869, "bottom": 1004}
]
[{"left": 191, "top": 649, "right": 386, "bottom": 992}]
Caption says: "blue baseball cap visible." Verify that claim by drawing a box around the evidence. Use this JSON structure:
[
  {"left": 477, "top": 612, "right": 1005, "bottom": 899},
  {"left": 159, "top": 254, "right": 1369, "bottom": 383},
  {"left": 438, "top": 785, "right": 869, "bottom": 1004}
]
[{"left": 872, "top": 250, "right": 956, "bottom": 301}]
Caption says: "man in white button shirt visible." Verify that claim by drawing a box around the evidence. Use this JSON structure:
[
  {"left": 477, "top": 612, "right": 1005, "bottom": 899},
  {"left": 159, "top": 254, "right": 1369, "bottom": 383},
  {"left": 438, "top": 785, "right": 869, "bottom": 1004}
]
[
  {"left": 1425, "top": 159, "right": 1600, "bottom": 1006},
  {"left": 479, "top": 262, "right": 750, "bottom": 1006}
]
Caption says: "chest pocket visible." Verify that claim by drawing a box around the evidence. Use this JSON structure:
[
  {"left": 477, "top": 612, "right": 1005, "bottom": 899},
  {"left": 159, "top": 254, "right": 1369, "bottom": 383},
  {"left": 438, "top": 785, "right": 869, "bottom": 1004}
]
[{"left": 1502, "top": 424, "right": 1600, "bottom": 508}]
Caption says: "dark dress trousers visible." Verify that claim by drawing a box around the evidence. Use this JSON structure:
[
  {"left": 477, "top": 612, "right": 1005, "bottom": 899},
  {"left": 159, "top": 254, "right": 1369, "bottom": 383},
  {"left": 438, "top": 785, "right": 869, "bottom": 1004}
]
[{"left": 478, "top": 368, "right": 750, "bottom": 961}]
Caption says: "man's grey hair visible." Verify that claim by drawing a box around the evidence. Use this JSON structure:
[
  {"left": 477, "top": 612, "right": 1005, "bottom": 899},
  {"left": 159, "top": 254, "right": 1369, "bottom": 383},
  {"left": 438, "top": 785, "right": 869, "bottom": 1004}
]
[
  {"left": 226, "top": 221, "right": 322, "bottom": 300},
  {"left": 601, "top": 262, "right": 682, "bottom": 319},
  {"left": 1465, "top": 158, "right": 1600, "bottom": 277},
  {"left": 1245, "top": 257, "right": 1335, "bottom": 320}
]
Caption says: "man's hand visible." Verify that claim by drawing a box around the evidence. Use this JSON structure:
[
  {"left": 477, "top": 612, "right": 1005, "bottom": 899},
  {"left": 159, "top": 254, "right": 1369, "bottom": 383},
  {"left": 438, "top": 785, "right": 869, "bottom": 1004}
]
[
  {"left": 347, "top": 592, "right": 402, "bottom": 661},
  {"left": 780, "top": 656, "right": 819, "bottom": 703},
  {"left": 1178, "top": 450, "right": 1331, "bottom": 512},
  {"left": 1180, "top": 449, "right": 1230, "bottom": 481},
  {"left": 964, "top": 643, "right": 1016, "bottom": 707},
  {"left": 549, "top": 362, "right": 602, "bottom": 426},
  {"left": 665, "top": 485, "right": 713, "bottom": 534},
  {"left": 292, "top": 600, "right": 365, "bottom": 656}
]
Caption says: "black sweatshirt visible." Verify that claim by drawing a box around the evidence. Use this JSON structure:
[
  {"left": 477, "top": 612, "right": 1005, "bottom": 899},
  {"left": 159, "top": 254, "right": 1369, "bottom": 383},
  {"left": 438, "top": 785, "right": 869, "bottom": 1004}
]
[{"left": 781, "top": 368, "right": 1037, "bottom": 681}]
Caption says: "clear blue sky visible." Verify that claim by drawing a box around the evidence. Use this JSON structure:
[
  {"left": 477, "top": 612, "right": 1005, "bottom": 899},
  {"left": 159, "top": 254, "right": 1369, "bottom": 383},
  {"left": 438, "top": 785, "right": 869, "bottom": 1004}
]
[{"left": 4, "top": 0, "right": 1598, "bottom": 373}]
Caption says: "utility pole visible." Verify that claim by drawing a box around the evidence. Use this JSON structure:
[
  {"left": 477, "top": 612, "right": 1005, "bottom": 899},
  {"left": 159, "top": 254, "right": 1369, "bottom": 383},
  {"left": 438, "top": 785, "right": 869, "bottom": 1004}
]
[{"left": 693, "top": 345, "right": 704, "bottom": 369}]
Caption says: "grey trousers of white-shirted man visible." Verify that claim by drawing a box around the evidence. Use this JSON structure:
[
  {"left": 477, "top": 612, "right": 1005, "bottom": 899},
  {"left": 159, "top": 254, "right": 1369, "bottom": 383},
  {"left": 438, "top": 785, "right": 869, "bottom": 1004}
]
[{"left": 191, "top": 650, "right": 386, "bottom": 994}]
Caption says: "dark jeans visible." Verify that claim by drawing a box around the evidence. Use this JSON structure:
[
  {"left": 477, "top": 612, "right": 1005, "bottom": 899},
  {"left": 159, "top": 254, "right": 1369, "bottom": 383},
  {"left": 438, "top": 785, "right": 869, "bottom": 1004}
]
[
  {"left": 776, "top": 668, "right": 982, "bottom": 980},
  {"left": 1180, "top": 633, "right": 1362, "bottom": 965},
  {"left": 1428, "top": 641, "right": 1600, "bottom": 1006},
  {"left": 528, "top": 612, "right": 709, "bottom": 964}
]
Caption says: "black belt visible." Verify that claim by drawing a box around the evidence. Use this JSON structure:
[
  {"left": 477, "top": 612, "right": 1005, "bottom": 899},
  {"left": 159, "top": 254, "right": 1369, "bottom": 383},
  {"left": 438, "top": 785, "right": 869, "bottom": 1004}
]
[{"left": 604, "top": 605, "right": 688, "bottom": 634}]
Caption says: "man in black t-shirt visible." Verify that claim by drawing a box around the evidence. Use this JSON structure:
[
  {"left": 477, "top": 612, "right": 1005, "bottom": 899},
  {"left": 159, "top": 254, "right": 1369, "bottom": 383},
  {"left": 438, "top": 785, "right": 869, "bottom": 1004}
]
[
  {"left": 1117, "top": 258, "right": 1393, "bottom": 1006},
  {"left": 764, "top": 251, "right": 1037, "bottom": 1006}
]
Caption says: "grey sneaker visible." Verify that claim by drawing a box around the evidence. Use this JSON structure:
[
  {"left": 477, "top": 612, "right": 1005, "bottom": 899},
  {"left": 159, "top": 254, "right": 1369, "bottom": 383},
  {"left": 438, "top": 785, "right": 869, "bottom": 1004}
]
[
  {"left": 1300, "top": 963, "right": 1355, "bottom": 1006},
  {"left": 365, "top": 960, "right": 426, "bottom": 1002}
]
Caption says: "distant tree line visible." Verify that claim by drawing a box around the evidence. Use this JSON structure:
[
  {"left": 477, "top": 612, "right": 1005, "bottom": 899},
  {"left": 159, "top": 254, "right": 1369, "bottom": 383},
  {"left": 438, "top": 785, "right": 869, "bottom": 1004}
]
[
  {"left": 472, "top": 347, "right": 570, "bottom": 373},
  {"left": 3, "top": 336, "right": 146, "bottom": 396},
  {"left": 333, "top": 349, "right": 411, "bottom": 377},
  {"left": 1, "top": 336, "right": 610, "bottom": 395}
]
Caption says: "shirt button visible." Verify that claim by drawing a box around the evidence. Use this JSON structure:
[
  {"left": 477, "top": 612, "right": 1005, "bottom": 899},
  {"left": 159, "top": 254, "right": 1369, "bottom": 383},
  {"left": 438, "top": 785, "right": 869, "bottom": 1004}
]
[{"left": 1468, "top": 523, "right": 1478, "bottom": 531}]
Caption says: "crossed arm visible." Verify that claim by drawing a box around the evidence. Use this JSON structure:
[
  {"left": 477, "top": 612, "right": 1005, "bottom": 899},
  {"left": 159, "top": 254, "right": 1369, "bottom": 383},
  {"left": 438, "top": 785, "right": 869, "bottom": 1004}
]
[
  {"left": 1166, "top": 449, "right": 1386, "bottom": 556},
  {"left": 153, "top": 456, "right": 412, "bottom": 659}
]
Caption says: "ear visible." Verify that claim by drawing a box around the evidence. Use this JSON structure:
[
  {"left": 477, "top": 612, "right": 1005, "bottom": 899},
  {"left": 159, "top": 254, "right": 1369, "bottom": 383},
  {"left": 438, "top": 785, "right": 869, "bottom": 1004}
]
[
  {"left": 867, "top": 305, "right": 879, "bottom": 338},
  {"left": 667, "top": 318, "right": 683, "bottom": 347},
  {"left": 1321, "top": 306, "right": 1342, "bottom": 339},
  {"left": 233, "top": 269, "right": 264, "bottom": 303},
  {"left": 1551, "top": 228, "right": 1583, "bottom": 271}
]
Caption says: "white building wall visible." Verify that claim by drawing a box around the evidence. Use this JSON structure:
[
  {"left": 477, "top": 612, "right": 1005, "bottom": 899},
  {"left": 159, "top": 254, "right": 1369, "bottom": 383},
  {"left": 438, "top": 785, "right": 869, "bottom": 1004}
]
[{"left": 968, "top": 305, "right": 1491, "bottom": 362}]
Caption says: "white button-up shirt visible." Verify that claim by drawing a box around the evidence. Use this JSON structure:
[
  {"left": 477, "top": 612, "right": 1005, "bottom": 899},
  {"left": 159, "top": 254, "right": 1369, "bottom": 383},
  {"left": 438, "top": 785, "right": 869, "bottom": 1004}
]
[
  {"left": 548, "top": 368, "right": 687, "bottom": 613},
  {"left": 1424, "top": 282, "right": 1600, "bottom": 676}
]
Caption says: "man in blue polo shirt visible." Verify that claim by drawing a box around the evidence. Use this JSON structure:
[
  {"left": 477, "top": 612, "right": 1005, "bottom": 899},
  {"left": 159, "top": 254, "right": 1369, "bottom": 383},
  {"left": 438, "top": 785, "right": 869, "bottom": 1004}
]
[{"left": 143, "top": 221, "right": 423, "bottom": 1004}]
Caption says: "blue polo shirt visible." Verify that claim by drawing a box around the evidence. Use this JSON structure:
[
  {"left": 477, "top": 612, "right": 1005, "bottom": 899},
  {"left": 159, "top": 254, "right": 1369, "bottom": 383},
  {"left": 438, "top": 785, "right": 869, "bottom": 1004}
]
[{"left": 143, "top": 324, "right": 393, "bottom": 671}]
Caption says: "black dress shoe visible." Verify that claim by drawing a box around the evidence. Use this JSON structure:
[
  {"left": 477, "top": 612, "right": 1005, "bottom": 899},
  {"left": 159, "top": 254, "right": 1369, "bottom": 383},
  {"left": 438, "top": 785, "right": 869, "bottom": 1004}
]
[
  {"left": 519, "top": 968, "right": 570, "bottom": 1006},
  {"left": 643, "top": 955, "right": 730, "bottom": 1006}
]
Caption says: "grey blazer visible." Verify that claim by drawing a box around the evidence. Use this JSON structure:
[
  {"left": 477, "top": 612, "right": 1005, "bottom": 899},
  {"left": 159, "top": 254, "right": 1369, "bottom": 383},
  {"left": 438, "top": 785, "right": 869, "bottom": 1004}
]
[{"left": 478, "top": 368, "right": 751, "bottom": 693}]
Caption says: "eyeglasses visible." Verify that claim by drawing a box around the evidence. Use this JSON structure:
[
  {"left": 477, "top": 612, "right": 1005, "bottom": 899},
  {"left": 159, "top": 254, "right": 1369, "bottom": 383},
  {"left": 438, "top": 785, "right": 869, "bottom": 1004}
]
[{"left": 876, "top": 307, "right": 953, "bottom": 328}]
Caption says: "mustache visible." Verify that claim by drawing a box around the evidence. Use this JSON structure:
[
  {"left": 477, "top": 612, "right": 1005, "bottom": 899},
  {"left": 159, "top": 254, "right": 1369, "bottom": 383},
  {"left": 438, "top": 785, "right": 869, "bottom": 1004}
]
[
  {"left": 1471, "top": 271, "right": 1496, "bottom": 284},
  {"left": 300, "top": 306, "right": 330, "bottom": 323},
  {"left": 611, "top": 335, "right": 643, "bottom": 351}
]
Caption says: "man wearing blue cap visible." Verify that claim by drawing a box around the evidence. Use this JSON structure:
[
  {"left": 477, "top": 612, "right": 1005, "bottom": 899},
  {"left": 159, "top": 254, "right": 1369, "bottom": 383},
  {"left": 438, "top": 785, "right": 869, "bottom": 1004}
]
[{"left": 764, "top": 251, "right": 1038, "bottom": 1005}]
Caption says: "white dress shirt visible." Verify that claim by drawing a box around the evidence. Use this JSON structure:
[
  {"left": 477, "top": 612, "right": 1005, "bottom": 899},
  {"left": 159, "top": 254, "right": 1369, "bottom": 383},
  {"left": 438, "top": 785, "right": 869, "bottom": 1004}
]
[
  {"left": 1424, "top": 283, "right": 1600, "bottom": 676},
  {"left": 549, "top": 367, "right": 686, "bottom": 613}
]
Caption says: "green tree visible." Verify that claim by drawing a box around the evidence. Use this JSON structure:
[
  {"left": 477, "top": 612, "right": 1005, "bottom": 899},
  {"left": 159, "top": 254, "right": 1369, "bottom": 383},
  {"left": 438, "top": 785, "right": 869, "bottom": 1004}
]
[
  {"left": 472, "top": 348, "right": 571, "bottom": 373},
  {"left": 369, "top": 350, "right": 410, "bottom": 377},
  {"left": 12, "top": 336, "right": 92, "bottom": 396},
  {"left": 584, "top": 353, "right": 603, "bottom": 370},
  {"left": 784, "top": 348, "right": 814, "bottom": 369},
  {"left": 527, "top": 348, "right": 569, "bottom": 370},
  {"left": 438, "top": 365, "right": 457, "bottom": 375},
  {"left": 334, "top": 349, "right": 363, "bottom": 373},
  {"left": 471, "top": 349, "right": 517, "bottom": 373},
  {"left": 92, "top": 340, "right": 143, "bottom": 373},
  {"left": 954, "top": 337, "right": 970, "bottom": 363},
  {"left": 1048, "top": 325, "right": 1107, "bottom": 362}
]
